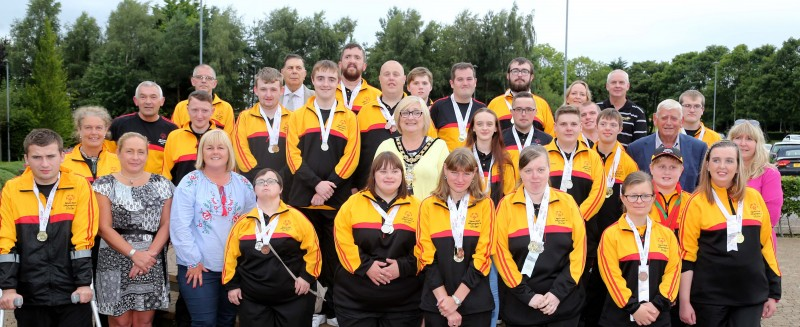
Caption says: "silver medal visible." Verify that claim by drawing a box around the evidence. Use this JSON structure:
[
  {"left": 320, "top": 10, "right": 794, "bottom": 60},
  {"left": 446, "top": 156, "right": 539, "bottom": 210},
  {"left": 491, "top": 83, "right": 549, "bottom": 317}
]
[
  {"left": 564, "top": 180, "right": 573, "bottom": 189},
  {"left": 254, "top": 241, "right": 263, "bottom": 250},
  {"left": 321, "top": 143, "right": 329, "bottom": 151},
  {"left": 381, "top": 224, "right": 394, "bottom": 234},
  {"left": 527, "top": 241, "right": 544, "bottom": 254}
]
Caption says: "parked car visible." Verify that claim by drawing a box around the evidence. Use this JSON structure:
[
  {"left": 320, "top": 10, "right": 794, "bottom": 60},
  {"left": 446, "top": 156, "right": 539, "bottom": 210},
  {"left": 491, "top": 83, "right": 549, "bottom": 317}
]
[
  {"left": 783, "top": 134, "right": 800, "bottom": 142},
  {"left": 770, "top": 142, "right": 800, "bottom": 162},
  {"left": 774, "top": 143, "right": 800, "bottom": 175}
]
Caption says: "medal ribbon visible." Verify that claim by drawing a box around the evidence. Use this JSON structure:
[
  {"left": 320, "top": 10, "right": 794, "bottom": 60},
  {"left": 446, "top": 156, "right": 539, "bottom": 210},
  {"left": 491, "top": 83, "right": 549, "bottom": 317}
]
[
  {"left": 512, "top": 127, "right": 534, "bottom": 152},
  {"left": 259, "top": 104, "right": 282, "bottom": 150},
  {"left": 369, "top": 200, "right": 400, "bottom": 232},
  {"left": 447, "top": 193, "right": 470, "bottom": 249},
  {"left": 521, "top": 187, "right": 550, "bottom": 277},
  {"left": 711, "top": 191, "right": 744, "bottom": 251},
  {"left": 558, "top": 145, "right": 576, "bottom": 191},
  {"left": 581, "top": 133, "right": 591, "bottom": 149},
  {"left": 33, "top": 173, "right": 61, "bottom": 236},
  {"left": 472, "top": 146, "right": 494, "bottom": 194},
  {"left": 605, "top": 144, "right": 622, "bottom": 192},
  {"left": 313, "top": 99, "right": 337, "bottom": 149},
  {"left": 654, "top": 185, "right": 682, "bottom": 229},
  {"left": 377, "top": 97, "right": 397, "bottom": 128},
  {"left": 624, "top": 215, "right": 652, "bottom": 304},
  {"left": 450, "top": 94, "right": 473, "bottom": 142},
  {"left": 254, "top": 208, "right": 280, "bottom": 249},
  {"left": 340, "top": 80, "right": 362, "bottom": 110}
]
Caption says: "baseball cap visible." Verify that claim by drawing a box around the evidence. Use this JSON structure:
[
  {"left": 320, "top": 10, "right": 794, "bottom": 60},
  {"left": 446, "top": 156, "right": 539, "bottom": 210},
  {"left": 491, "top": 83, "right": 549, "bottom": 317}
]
[{"left": 652, "top": 145, "right": 683, "bottom": 163}]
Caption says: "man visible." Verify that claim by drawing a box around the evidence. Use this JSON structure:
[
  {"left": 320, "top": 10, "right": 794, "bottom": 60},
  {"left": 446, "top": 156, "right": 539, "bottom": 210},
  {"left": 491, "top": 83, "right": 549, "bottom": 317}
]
[
  {"left": 336, "top": 43, "right": 381, "bottom": 114},
  {"left": 501, "top": 91, "right": 552, "bottom": 179},
  {"left": 0, "top": 129, "right": 98, "bottom": 326},
  {"left": 582, "top": 108, "right": 639, "bottom": 327},
  {"left": 280, "top": 54, "right": 315, "bottom": 111},
  {"left": 578, "top": 102, "right": 600, "bottom": 149},
  {"left": 234, "top": 67, "right": 293, "bottom": 193},
  {"left": 627, "top": 99, "right": 708, "bottom": 192},
  {"left": 286, "top": 60, "right": 360, "bottom": 325},
  {"left": 171, "top": 64, "right": 235, "bottom": 137},
  {"left": 162, "top": 90, "right": 219, "bottom": 185},
  {"left": 430, "top": 62, "right": 485, "bottom": 151},
  {"left": 487, "top": 57, "right": 555, "bottom": 135},
  {"left": 679, "top": 89, "right": 721, "bottom": 147},
  {"left": 406, "top": 67, "right": 433, "bottom": 105},
  {"left": 109, "top": 81, "right": 178, "bottom": 174},
  {"left": 353, "top": 60, "right": 405, "bottom": 190},
  {"left": 597, "top": 69, "right": 648, "bottom": 147},
  {"left": 544, "top": 105, "right": 605, "bottom": 220}
]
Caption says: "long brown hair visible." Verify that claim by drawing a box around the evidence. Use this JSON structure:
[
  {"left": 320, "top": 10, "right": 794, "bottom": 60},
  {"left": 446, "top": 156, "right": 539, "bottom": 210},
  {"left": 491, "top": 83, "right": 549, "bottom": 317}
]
[
  {"left": 697, "top": 140, "right": 747, "bottom": 203},
  {"left": 431, "top": 148, "right": 487, "bottom": 202},
  {"left": 465, "top": 108, "right": 512, "bottom": 195},
  {"left": 365, "top": 151, "right": 410, "bottom": 199}
]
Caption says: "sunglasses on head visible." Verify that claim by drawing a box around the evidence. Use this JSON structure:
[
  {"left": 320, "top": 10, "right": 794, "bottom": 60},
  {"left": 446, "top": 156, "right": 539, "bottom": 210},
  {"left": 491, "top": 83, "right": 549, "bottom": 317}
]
[{"left": 733, "top": 119, "right": 759, "bottom": 127}]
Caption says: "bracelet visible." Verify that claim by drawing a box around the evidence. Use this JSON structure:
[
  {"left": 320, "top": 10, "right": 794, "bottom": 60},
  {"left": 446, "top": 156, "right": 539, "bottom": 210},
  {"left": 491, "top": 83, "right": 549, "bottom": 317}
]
[
  {"left": 128, "top": 249, "right": 136, "bottom": 258},
  {"left": 451, "top": 295, "right": 462, "bottom": 306}
]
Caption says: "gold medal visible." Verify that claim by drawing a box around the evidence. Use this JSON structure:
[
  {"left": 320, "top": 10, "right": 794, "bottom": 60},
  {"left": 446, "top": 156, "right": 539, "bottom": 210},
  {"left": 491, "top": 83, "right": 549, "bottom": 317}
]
[
  {"left": 453, "top": 248, "right": 465, "bottom": 262},
  {"left": 638, "top": 271, "right": 648, "bottom": 281},
  {"left": 735, "top": 232, "right": 744, "bottom": 243},
  {"left": 269, "top": 145, "right": 279, "bottom": 153},
  {"left": 37, "top": 231, "right": 48, "bottom": 242},
  {"left": 605, "top": 187, "right": 613, "bottom": 198}
]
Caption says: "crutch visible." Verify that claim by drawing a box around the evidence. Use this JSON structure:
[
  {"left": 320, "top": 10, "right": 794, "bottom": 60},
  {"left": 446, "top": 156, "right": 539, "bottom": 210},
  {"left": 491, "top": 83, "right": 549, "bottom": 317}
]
[
  {"left": 72, "top": 281, "right": 102, "bottom": 327},
  {"left": 0, "top": 297, "right": 23, "bottom": 327}
]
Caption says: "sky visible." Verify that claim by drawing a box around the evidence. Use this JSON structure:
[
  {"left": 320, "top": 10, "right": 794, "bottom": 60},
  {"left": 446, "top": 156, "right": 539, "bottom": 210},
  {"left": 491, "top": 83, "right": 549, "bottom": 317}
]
[{"left": 1, "top": 0, "right": 798, "bottom": 63}]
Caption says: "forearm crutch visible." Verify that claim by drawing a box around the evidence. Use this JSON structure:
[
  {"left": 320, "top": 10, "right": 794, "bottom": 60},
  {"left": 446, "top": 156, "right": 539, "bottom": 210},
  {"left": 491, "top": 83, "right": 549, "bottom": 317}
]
[
  {"left": 0, "top": 297, "right": 23, "bottom": 327},
  {"left": 71, "top": 281, "right": 102, "bottom": 327}
]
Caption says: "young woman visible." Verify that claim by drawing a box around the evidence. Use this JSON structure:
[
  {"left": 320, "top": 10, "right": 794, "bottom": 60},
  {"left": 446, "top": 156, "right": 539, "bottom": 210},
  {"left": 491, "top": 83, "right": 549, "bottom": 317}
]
[
  {"left": 222, "top": 168, "right": 321, "bottom": 327},
  {"left": 679, "top": 140, "right": 781, "bottom": 326},
  {"left": 493, "top": 145, "right": 587, "bottom": 326},
  {"left": 464, "top": 108, "right": 515, "bottom": 206},
  {"left": 416, "top": 148, "right": 495, "bottom": 327},
  {"left": 598, "top": 172, "right": 681, "bottom": 326},
  {"left": 333, "top": 152, "right": 422, "bottom": 326}
]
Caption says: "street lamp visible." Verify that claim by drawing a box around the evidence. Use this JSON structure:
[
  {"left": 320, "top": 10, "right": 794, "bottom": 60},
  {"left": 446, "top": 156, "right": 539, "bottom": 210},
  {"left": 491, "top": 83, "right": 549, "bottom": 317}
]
[
  {"left": 712, "top": 61, "right": 718, "bottom": 130},
  {"left": 563, "top": 0, "right": 569, "bottom": 95},
  {"left": 199, "top": 0, "right": 204, "bottom": 64},
  {"left": 4, "top": 59, "right": 9, "bottom": 162}
]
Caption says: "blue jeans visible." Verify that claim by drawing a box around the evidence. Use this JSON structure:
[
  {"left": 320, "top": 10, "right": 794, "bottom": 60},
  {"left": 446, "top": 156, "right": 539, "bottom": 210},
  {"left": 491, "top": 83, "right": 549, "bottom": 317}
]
[
  {"left": 177, "top": 265, "right": 237, "bottom": 327},
  {"left": 489, "top": 260, "right": 499, "bottom": 326}
]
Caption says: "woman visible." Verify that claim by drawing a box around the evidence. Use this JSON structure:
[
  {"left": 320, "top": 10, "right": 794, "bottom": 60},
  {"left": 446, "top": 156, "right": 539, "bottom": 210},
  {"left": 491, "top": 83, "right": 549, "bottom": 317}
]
[
  {"left": 679, "top": 141, "right": 781, "bottom": 326},
  {"left": 170, "top": 129, "right": 257, "bottom": 327},
  {"left": 94, "top": 132, "right": 173, "bottom": 326},
  {"left": 728, "top": 121, "right": 783, "bottom": 247},
  {"left": 375, "top": 96, "right": 449, "bottom": 198},
  {"left": 564, "top": 80, "right": 592, "bottom": 106},
  {"left": 416, "top": 148, "right": 495, "bottom": 327},
  {"left": 464, "top": 108, "right": 516, "bottom": 206},
  {"left": 222, "top": 168, "right": 321, "bottom": 326},
  {"left": 597, "top": 172, "right": 681, "bottom": 327},
  {"left": 63, "top": 105, "right": 120, "bottom": 183},
  {"left": 333, "top": 152, "right": 422, "bottom": 326},
  {"left": 493, "top": 145, "right": 586, "bottom": 326}
]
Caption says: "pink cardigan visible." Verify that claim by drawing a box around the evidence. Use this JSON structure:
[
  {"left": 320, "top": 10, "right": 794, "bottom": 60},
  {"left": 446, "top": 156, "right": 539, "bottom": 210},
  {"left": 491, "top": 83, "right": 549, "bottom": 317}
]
[{"left": 747, "top": 166, "right": 783, "bottom": 246}]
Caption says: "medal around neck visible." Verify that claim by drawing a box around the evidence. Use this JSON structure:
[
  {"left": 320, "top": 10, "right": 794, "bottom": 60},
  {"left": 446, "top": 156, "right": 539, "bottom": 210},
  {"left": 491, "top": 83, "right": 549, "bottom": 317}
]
[
  {"left": 37, "top": 231, "right": 48, "bottom": 242},
  {"left": 563, "top": 180, "right": 573, "bottom": 190},
  {"left": 735, "top": 232, "right": 744, "bottom": 243},
  {"left": 528, "top": 241, "right": 544, "bottom": 254},
  {"left": 638, "top": 271, "right": 648, "bottom": 281},
  {"left": 381, "top": 224, "right": 394, "bottom": 234},
  {"left": 269, "top": 145, "right": 279, "bottom": 153},
  {"left": 453, "top": 248, "right": 465, "bottom": 262},
  {"left": 321, "top": 143, "right": 329, "bottom": 151},
  {"left": 605, "top": 187, "right": 613, "bottom": 198}
]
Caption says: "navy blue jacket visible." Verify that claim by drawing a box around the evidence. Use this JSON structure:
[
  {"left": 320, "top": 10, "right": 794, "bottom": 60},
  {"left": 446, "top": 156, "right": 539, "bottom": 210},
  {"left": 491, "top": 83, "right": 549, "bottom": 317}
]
[{"left": 627, "top": 133, "right": 708, "bottom": 193}]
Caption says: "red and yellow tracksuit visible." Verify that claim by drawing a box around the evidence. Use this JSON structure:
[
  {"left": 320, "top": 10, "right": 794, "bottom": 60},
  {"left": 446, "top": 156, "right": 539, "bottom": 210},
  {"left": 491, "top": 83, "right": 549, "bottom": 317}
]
[
  {"left": 545, "top": 140, "right": 606, "bottom": 220},
  {"left": 502, "top": 127, "right": 553, "bottom": 180},
  {"left": 233, "top": 104, "right": 292, "bottom": 185},
  {"left": 62, "top": 143, "right": 120, "bottom": 183},
  {"left": 688, "top": 123, "right": 722, "bottom": 148},
  {"left": 650, "top": 187, "right": 691, "bottom": 234},
  {"left": 589, "top": 142, "right": 639, "bottom": 247},
  {"left": 429, "top": 96, "right": 486, "bottom": 152},
  {"left": 598, "top": 215, "right": 681, "bottom": 326},
  {"left": 0, "top": 167, "right": 99, "bottom": 306},
  {"left": 161, "top": 123, "right": 219, "bottom": 185},
  {"left": 679, "top": 185, "right": 781, "bottom": 307},
  {"left": 336, "top": 79, "right": 381, "bottom": 115},
  {"left": 416, "top": 195, "right": 495, "bottom": 316},
  {"left": 493, "top": 186, "right": 586, "bottom": 325},
  {"left": 333, "top": 191, "right": 421, "bottom": 313},
  {"left": 172, "top": 93, "right": 235, "bottom": 137},
  {"left": 352, "top": 101, "right": 401, "bottom": 189},
  {"left": 474, "top": 151, "right": 516, "bottom": 206},
  {"left": 487, "top": 91, "right": 555, "bottom": 136}
]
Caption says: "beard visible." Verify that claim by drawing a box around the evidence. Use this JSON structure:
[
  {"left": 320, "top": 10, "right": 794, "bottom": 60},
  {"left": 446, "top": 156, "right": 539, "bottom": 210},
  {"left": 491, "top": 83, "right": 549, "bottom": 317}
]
[
  {"left": 509, "top": 78, "right": 530, "bottom": 93},
  {"left": 342, "top": 66, "right": 362, "bottom": 82}
]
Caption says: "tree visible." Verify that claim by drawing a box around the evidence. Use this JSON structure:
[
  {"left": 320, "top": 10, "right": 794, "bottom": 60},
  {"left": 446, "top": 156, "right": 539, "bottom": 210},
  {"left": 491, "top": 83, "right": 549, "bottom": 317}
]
[
  {"left": 205, "top": 6, "right": 249, "bottom": 110},
  {"left": 62, "top": 12, "right": 102, "bottom": 100},
  {"left": 25, "top": 19, "right": 71, "bottom": 139},
  {"left": 8, "top": 0, "right": 62, "bottom": 79},
  {"left": 366, "top": 8, "right": 435, "bottom": 82}
]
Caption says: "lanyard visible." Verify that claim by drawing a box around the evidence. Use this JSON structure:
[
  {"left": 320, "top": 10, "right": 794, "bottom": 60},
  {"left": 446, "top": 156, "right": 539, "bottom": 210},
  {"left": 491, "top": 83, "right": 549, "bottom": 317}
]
[
  {"left": 520, "top": 187, "right": 550, "bottom": 277},
  {"left": 472, "top": 146, "right": 494, "bottom": 194},
  {"left": 32, "top": 173, "right": 61, "bottom": 236},
  {"left": 711, "top": 191, "right": 744, "bottom": 251},
  {"left": 377, "top": 96, "right": 397, "bottom": 129},
  {"left": 605, "top": 144, "right": 622, "bottom": 196},
  {"left": 254, "top": 208, "right": 280, "bottom": 250},
  {"left": 512, "top": 128, "right": 534, "bottom": 152},
  {"left": 681, "top": 126, "right": 705, "bottom": 140},
  {"left": 450, "top": 95, "right": 473, "bottom": 141},
  {"left": 313, "top": 100, "right": 337, "bottom": 150},
  {"left": 558, "top": 145, "right": 576, "bottom": 191},
  {"left": 654, "top": 186, "right": 682, "bottom": 229},
  {"left": 447, "top": 193, "right": 470, "bottom": 249},
  {"left": 370, "top": 200, "right": 400, "bottom": 234},
  {"left": 340, "top": 80, "right": 362, "bottom": 110},
  {"left": 624, "top": 215, "right": 652, "bottom": 305},
  {"left": 581, "top": 133, "right": 591, "bottom": 149},
  {"left": 259, "top": 104, "right": 282, "bottom": 150}
]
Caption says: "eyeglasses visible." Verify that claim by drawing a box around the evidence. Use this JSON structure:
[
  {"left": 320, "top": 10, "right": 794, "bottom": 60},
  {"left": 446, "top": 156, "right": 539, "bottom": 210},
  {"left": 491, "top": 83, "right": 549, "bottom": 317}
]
[
  {"left": 192, "top": 75, "right": 216, "bottom": 81},
  {"left": 681, "top": 104, "right": 703, "bottom": 110},
  {"left": 509, "top": 69, "right": 531, "bottom": 76},
  {"left": 734, "top": 119, "right": 760, "bottom": 127},
  {"left": 622, "top": 194, "right": 654, "bottom": 202},
  {"left": 400, "top": 111, "right": 424, "bottom": 118},
  {"left": 254, "top": 178, "right": 279, "bottom": 186},
  {"left": 512, "top": 107, "right": 535, "bottom": 114}
]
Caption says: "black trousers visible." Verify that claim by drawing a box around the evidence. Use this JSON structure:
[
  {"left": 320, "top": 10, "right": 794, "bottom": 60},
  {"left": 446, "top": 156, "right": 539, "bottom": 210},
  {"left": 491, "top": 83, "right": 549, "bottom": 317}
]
[
  {"left": 238, "top": 295, "right": 314, "bottom": 327},
  {"left": 506, "top": 314, "right": 580, "bottom": 327},
  {"left": 299, "top": 208, "right": 340, "bottom": 318},
  {"left": 15, "top": 303, "right": 92, "bottom": 327},
  {"left": 692, "top": 302, "right": 762, "bottom": 327},
  {"left": 581, "top": 257, "right": 604, "bottom": 327},
  {"left": 422, "top": 311, "right": 491, "bottom": 327},
  {"left": 336, "top": 306, "right": 422, "bottom": 327}
]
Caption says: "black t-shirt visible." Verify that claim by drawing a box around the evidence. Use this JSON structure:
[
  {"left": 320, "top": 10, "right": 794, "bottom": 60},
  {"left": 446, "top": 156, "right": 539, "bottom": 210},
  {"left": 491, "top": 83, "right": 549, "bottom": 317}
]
[
  {"left": 109, "top": 113, "right": 178, "bottom": 150},
  {"left": 35, "top": 182, "right": 56, "bottom": 197}
]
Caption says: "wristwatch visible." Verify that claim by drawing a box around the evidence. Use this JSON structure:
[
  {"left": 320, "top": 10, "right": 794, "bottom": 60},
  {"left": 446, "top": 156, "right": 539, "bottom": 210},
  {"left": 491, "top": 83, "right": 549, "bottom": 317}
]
[{"left": 451, "top": 295, "right": 462, "bottom": 306}]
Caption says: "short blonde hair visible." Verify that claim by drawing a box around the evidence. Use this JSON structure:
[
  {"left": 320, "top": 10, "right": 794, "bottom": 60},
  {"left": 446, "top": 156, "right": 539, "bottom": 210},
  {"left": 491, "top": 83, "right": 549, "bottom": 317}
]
[
  {"left": 73, "top": 106, "right": 112, "bottom": 141},
  {"left": 116, "top": 132, "right": 148, "bottom": 155},
  {"left": 564, "top": 80, "right": 593, "bottom": 105},
  {"left": 394, "top": 96, "right": 431, "bottom": 135},
  {"left": 195, "top": 129, "right": 236, "bottom": 171}
]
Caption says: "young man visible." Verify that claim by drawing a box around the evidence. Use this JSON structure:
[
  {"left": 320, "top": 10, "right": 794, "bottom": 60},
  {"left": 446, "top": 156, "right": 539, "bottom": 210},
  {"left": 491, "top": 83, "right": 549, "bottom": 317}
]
[
  {"left": 162, "top": 90, "right": 218, "bottom": 185},
  {"left": 109, "top": 81, "right": 178, "bottom": 174},
  {"left": 487, "top": 57, "right": 555, "bottom": 135},
  {"left": 429, "top": 62, "right": 485, "bottom": 151},
  {"left": 679, "top": 90, "right": 721, "bottom": 147},
  {"left": 406, "top": 67, "right": 434, "bottom": 105},
  {"left": 597, "top": 69, "right": 648, "bottom": 147},
  {"left": 501, "top": 91, "right": 552, "bottom": 178},
  {"left": 582, "top": 108, "right": 639, "bottom": 327},
  {"left": 0, "top": 129, "right": 99, "bottom": 326},
  {"left": 286, "top": 60, "right": 360, "bottom": 325},
  {"left": 233, "top": 67, "right": 293, "bottom": 191},
  {"left": 336, "top": 43, "right": 381, "bottom": 114},
  {"left": 545, "top": 105, "right": 606, "bottom": 220},
  {"left": 171, "top": 64, "right": 235, "bottom": 137},
  {"left": 280, "top": 54, "right": 315, "bottom": 111},
  {"left": 578, "top": 102, "right": 600, "bottom": 148}
]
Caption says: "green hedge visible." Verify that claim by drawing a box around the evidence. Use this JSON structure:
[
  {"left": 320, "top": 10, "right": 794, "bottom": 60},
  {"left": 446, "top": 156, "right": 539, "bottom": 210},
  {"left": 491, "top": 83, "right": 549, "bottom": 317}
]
[
  {"left": 0, "top": 161, "right": 25, "bottom": 188},
  {"left": 782, "top": 176, "right": 800, "bottom": 219}
]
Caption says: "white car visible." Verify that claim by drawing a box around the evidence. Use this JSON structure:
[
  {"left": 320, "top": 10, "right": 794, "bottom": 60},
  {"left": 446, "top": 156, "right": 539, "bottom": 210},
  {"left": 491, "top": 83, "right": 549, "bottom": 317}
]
[{"left": 783, "top": 134, "right": 800, "bottom": 142}]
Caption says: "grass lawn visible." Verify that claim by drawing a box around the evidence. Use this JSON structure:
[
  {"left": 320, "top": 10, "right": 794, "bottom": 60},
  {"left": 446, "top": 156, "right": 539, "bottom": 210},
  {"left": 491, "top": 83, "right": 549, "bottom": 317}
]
[{"left": 0, "top": 161, "right": 25, "bottom": 188}]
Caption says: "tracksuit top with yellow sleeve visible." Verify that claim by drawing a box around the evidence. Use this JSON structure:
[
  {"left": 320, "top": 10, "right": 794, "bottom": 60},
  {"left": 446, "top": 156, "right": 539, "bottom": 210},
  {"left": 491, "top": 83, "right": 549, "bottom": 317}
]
[
  {"left": 502, "top": 126, "right": 553, "bottom": 180},
  {"left": 222, "top": 202, "right": 321, "bottom": 304},
  {"left": 336, "top": 79, "right": 381, "bottom": 115},
  {"left": 589, "top": 142, "right": 639, "bottom": 251},
  {"left": 62, "top": 143, "right": 121, "bottom": 183},
  {"left": 333, "top": 191, "right": 422, "bottom": 312},
  {"left": 0, "top": 166, "right": 99, "bottom": 306},
  {"left": 487, "top": 90, "right": 556, "bottom": 136},
  {"left": 352, "top": 100, "right": 401, "bottom": 189},
  {"left": 679, "top": 185, "right": 781, "bottom": 306},
  {"left": 232, "top": 103, "right": 292, "bottom": 184},
  {"left": 686, "top": 123, "right": 722, "bottom": 148},
  {"left": 172, "top": 93, "right": 235, "bottom": 137},
  {"left": 598, "top": 215, "right": 681, "bottom": 326},
  {"left": 416, "top": 195, "right": 495, "bottom": 315},
  {"left": 650, "top": 186, "right": 690, "bottom": 234},
  {"left": 161, "top": 123, "right": 218, "bottom": 185},
  {"left": 429, "top": 96, "right": 486, "bottom": 152},
  {"left": 493, "top": 186, "right": 587, "bottom": 325},
  {"left": 545, "top": 140, "right": 606, "bottom": 220},
  {"left": 473, "top": 148, "right": 516, "bottom": 206},
  {"left": 286, "top": 97, "right": 360, "bottom": 210}
]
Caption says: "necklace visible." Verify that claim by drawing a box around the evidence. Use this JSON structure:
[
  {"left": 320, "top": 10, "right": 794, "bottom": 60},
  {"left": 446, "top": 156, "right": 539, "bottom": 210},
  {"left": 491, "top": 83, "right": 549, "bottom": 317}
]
[{"left": 119, "top": 171, "right": 146, "bottom": 185}]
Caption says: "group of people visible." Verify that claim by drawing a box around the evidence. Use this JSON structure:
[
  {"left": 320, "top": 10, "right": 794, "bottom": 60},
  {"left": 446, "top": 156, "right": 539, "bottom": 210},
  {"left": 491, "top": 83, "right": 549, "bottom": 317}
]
[{"left": 0, "top": 41, "right": 782, "bottom": 327}]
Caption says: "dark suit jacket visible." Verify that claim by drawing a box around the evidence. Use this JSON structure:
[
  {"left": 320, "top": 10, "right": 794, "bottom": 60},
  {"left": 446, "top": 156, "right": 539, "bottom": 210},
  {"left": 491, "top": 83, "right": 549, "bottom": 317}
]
[{"left": 627, "top": 133, "right": 708, "bottom": 193}]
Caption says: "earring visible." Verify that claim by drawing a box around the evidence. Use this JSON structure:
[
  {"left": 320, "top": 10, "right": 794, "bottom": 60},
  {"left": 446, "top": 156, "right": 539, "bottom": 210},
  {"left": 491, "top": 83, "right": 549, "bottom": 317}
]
[{"left": 444, "top": 175, "right": 448, "bottom": 180}]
